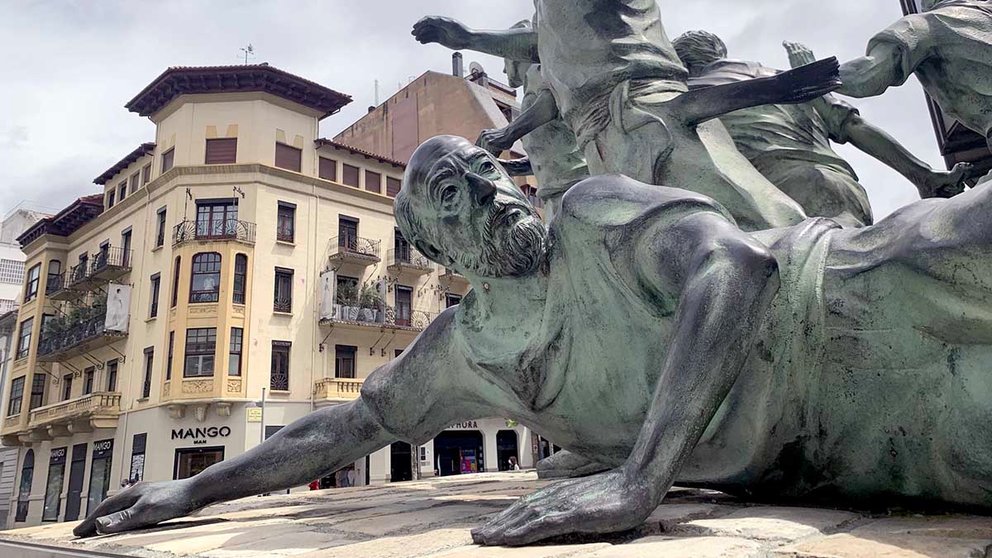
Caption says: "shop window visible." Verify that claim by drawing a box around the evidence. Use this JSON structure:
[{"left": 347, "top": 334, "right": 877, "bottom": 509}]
[
  {"left": 274, "top": 268, "right": 293, "bottom": 313},
  {"left": 205, "top": 138, "right": 237, "bottom": 164},
  {"left": 42, "top": 447, "right": 67, "bottom": 521},
  {"left": 174, "top": 447, "right": 225, "bottom": 480},
  {"left": 229, "top": 327, "right": 243, "bottom": 376},
  {"left": 24, "top": 263, "right": 40, "bottom": 302},
  {"left": 15, "top": 449, "right": 34, "bottom": 522},
  {"left": 233, "top": 254, "right": 247, "bottom": 305},
  {"left": 184, "top": 328, "right": 216, "bottom": 378},
  {"left": 149, "top": 273, "right": 161, "bottom": 318},
  {"left": 16, "top": 317, "right": 33, "bottom": 359},
  {"left": 270, "top": 341, "right": 291, "bottom": 391},
  {"left": 86, "top": 439, "right": 114, "bottom": 515},
  {"left": 335, "top": 345, "right": 356, "bottom": 379},
  {"left": 63, "top": 443, "right": 87, "bottom": 521},
  {"left": 189, "top": 252, "right": 221, "bottom": 303},
  {"left": 276, "top": 202, "right": 295, "bottom": 243},
  {"left": 128, "top": 433, "right": 146, "bottom": 484},
  {"left": 7, "top": 376, "right": 24, "bottom": 416},
  {"left": 274, "top": 142, "right": 302, "bottom": 172}
]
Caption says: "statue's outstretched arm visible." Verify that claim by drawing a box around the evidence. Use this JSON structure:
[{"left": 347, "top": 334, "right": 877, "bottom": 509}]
[
  {"left": 472, "top": 210, "right": 780, "bottom": 546},
  {"left": 74, "top": 398, "right": 395, "bottom": 537},
  {"left": 673, "top": 57, "right": 841, "bottom": 126},
  {"left": 499, "top": 157, "right": 533, "bottom": 177},
  {"left": 477, "top": 89, "right": 560, "bottom": 155},
  {"left": 837, "top": 42, "right": 906, "bottom": 98},
  {"left": 412, "top": 16, "right": 539, "bottom": 63}
]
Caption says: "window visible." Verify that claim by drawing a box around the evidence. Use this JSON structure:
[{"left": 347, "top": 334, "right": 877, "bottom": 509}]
[
  {"left": 174, "top": 447, "right": 224, "bottom": 480},
  {"left": 270, "top": 341, "right": 290, "bottom": 390},
  {"left": 276, "top": 202, "right": 295, "bottom": 243},
  {"left": 394, "top": 230, "right": 411, "bottom": 263},
  {"left": 205, "top": 138, "right": 237, "bottom": 164},
  {"left": 161, "top": 147, "right": 175, "bottom": 173},
  {"left": 15, "top": 449, "right": 33, "bottom": 522},
  {"left": 45, "top": 260, "right": 62, "bottom": 294},
  {"left": 386, "top": 176, "right": 402, "bottom": 197},
  {"left": 106, "top": 190, "right": 115, "bottom": 209},
  {"left": 118, "top": 180, "right": 127, "bottom": 202},
  {"left": 335, "top": 345, "right": 357, "bottom": 379},
  {"left": 195, "top": 201, "right": 238, "bottom": 239},
  {"left": 445, "top": 294, "right": 462, "bottom": 308},
  {"left": 395, "top": 286, "right": 412, "bottom": 327},
  {"left": 142, "top": 164, "right": 151, "bottom": 185},
  {"left": 24, "top": 264, "right": 40, "bottom": 302},
  {"left": 86, "top": 439, "right": 114, "bottom": 515},
  {"left": 233, "top": 254, "right": 247, "bottom": 305},
  {"left": 61, "top": 373, "right": 73, "bottom": 401},
  {"left": 149, "top": 273, "right": 161, "bottom": 318},
  {"left": 7, "top": 376, "right": 24, "bottom": 416},
  {"left": 0, "top": 258, "right": 25, "bottom": 284},
  {"left": 274, "top": 267, "right": 293, "bottom": 313},
  {"left": 166, "top": 332, "right": 174, "bottom": 381},
  {"left": 142, "top": 347, "right": 153, "bottom": 399},
  {"left": 229, "top": 328, "right": 243, "bottom": 377},
  {"left": 183, "top": 328, "right": 216, "bottom": 378},
  {"left": 83, "top": 368, "right": 94, "bottom": 395},
  {"left": 274, "top": 142, "right": 302, "bottom": 172},
  {"left": 129, "top": 433, "right": 147, "bottom": 483},
  {"left": 318, "top": 157, "right": 337, "bottom": 181},
  {"left": 106, "top": 360, "right": 118, "bottom": 392},
  {"left": 338, "top": 217, "right": 358, "bottom": 251},
  {"left": 336, "top": 275, "right": 358, "bottom": 305},
  {"left": 42, "top": 447, "right": 67, "bottom": 522},
  {"left": 342, "top": 164, "right": 360, "bottom": 187},
  {"left": 155, "top": 207, "right": 167, "bottom": 248},
  {"left": 121, "top": 229, "right": 132, "bottom": 267},
  {"left": 171, "top": 256, "right": 181, "bottom": 308},
  {"left": 16, "top": 317, "right": 33, "bottom": 359},
  {"left": 190, "top": 253, "right": 221, "bottom": 303},
  {"left": 29, "top": 374, "right": 45, "bottom": 410},
  {"left": 128, "top": 172, "right": 140, "bottom": 194},
  {"left": 365, "top": 170, "right": 381, "bottom": 194}
]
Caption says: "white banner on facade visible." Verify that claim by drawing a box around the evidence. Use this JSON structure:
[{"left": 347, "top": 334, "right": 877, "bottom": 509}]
[
  {"left": 319, "top": 270, "right": 336, "bottom": 320},
  {"left": 105, "top": 282, "right": 131, "bottom": 333}
]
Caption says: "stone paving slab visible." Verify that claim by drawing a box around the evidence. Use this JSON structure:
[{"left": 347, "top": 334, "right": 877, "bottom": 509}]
[{"left": 0, "top": 472, "right": 989, "bottom": 557}]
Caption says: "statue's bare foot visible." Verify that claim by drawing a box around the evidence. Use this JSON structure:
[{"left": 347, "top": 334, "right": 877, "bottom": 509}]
[
  {"left": 471, "top": 469, "right": 655, "bottom": 546},
  {"left": 536, "top": 450, "right": 611, "bottom": 479}
]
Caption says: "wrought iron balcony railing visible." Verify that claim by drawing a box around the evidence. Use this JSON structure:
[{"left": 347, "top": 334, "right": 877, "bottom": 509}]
[
  {"left": 329, "top": 235, "right": 381, "bottom": 264},
  {"left": 90, "top": 246, "right": 132, "bottom": 279},
  {"left": 321, "top": 304, "right": 436, "bottom": 331},
  {"left": 173, "top": 219, "right": 256, "bottom": 247},
  {"left": 37, "top": 312, "right": 126, "bottom": 361},
  {"left": 387, "top": 247, "right": 435, "bottom": 274}
]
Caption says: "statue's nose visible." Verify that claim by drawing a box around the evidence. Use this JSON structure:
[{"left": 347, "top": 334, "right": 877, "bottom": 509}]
[{"left": 466, "top": 172, "right": 497, "bottom": 205}]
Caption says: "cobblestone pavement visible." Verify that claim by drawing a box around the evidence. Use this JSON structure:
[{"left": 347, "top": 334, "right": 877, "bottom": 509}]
[{"left": 2, "top": 472, "right": 991, "bottom": 557}]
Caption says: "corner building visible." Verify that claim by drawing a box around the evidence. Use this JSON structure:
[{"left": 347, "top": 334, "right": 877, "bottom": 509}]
[{"left": 0, "top": 64, "right": 535, "bottom": 528}]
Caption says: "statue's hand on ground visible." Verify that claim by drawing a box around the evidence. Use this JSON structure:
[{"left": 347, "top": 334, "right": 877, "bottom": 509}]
[
  {"left": 919, "top": 162, "right": 974, "bottom": 198},
  {"left": 412, "top": 17, "right": 473, "bottom": 50},
  {"left": 73, "top": 480, "right": 198, "bottom": 537},
  {"left": 470, "top": 468, "right": 654, "bottom": 546},
  {"left": 784, "top": 41, "right": 817, "bottom": 69},
  {"left": 477, "top": 128, "right": 514, "bottom": 155}
]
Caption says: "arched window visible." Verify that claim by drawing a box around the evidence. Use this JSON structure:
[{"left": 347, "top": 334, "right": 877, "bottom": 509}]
[
  {"left": 45, "top": 260, "right": 62, "bottom": 295},
  {"left": 15, "top": 449, "right": 34, "bottom": 522},
  {"left": 233, "top": 254, "right": 248, "bottom": 305},
  {"left": 190, "top": 253, "right": 221, "bottom": 303}
]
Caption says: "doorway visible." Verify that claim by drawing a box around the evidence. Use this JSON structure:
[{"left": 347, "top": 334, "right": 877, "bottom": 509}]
[
  {"left": 63, "top": 443, "right": 87, "bottom": 521},
  {"left": 496, "top": 430, "right": 519, "bottom": 471},
  {"left": 433, "top": 430, "right": 484, "bottom": 477},
  {"left": 390, "top": 442, "right": 413, "bottom": 482},
  {"left": 174, "top": 447, "right": 225, "bottom": 480}
]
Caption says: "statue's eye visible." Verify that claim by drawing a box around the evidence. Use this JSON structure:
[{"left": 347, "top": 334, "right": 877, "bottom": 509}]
[
  {"left": 478, "top": 160, "right": 498, "bottom": 175},
  {"left": 441, "top": 186, "right": 458, "bottom": 206}
]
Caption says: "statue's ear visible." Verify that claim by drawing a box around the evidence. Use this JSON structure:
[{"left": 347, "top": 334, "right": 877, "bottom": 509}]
[{"left": 417, "top": 240, "right": 454, "bottom": 267}]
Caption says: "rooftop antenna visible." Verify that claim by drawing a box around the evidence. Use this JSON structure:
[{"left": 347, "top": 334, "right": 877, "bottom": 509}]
[{"left": 239, "top": 43, "right": 255, "bottom": 65}]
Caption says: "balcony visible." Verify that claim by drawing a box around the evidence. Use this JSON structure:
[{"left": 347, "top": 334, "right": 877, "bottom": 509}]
[
  {"left": 320, "top": 305, "right": 436, "bottom": 331},
  {"left": 440, "top": 266, "right": 470, "bottom": 289},
  {"left": 45, "top": 272, "right": 75, "bottom": 301},
  {"left": 173, "top": 219, "right": 256, "bottom": 247},
  {"left": 313, "top": 378, "right": 363, "bottom": 405},
  {"left": 387, "top": 247, "right": 435, "bottom": 276},
  {"left": 28, "top": 392, "right": 121, "bottom": 436},
  {"left": 90, "top": 246, "right": 132, "bottom": 281},
  {"left": 37, "top": 311, "right": 127, "bottom": 362},
  {"left": 329, "top": 236, "right": 381, "bottom": 267}
]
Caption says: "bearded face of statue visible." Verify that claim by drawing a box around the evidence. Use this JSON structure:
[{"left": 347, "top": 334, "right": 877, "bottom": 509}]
[{"left": 397, "top": 136, "right": 547, "bottom": 279}]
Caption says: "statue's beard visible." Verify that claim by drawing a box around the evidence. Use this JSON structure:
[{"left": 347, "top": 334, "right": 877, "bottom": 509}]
[{"left": 459, "top": 201, "right": 547, "bottom": 278}]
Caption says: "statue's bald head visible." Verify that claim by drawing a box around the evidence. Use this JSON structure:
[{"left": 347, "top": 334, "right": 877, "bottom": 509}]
[{"left": 673, "top": 31, "right": 728, "bottom": 76}]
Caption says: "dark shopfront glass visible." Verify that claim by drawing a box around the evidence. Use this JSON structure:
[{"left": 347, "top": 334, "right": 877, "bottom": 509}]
[
  {"left": 174, "top": 446, "right": 225, "bottom": 480},
  {"left": 87, "top": 439, "right": 114, "bottom": 515},
  {"left": 42, "top": 447, "right": 67, "bottom": 521}
]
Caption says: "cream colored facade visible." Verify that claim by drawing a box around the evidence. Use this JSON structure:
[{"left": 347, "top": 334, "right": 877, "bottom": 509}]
[{"left": 0, "top": 65, "right": 535, "bottom": 528}]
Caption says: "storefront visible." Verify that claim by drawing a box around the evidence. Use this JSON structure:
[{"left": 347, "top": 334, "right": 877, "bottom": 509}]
[{"left": 428, "top": 418, "right": 535, "bottom": 477}]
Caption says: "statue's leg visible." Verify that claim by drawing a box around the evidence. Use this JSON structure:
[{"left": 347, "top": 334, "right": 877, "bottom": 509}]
[
  {"left": 759, "top": 162, "right": 872, "bottom": 227},
  {"left": 536, "top": 450, "right": 611, "bottom": 480}
]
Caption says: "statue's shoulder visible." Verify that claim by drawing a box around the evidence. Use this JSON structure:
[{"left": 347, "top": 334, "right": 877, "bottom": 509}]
[{"left": 557, "top": 174, "right": 731, "bottom": 231}]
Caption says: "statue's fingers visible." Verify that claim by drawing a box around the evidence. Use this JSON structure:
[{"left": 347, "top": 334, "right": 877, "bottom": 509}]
[
  {"left": 96, "top": 504, "right": 155, "bottom": 535},
  {"left": 73, "top": 492, "right": 141, "bottom": 537},
  {"left": 499, "top": 513, "right": 573, "bottom": 547}
]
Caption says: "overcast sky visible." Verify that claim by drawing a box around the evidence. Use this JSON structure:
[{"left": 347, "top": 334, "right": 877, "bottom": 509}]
[{"left": 0, "top": 0, "right": 937, "bottom": 221}]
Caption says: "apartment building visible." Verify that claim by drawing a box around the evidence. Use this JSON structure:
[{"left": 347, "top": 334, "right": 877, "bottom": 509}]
[{"left": 0, "top": 63, "right": 535, "bottom": 528}]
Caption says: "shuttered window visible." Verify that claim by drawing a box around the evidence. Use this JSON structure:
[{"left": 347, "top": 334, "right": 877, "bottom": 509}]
[
  {"left": 161, "top": 148, "right": 175, "bottom": 173},
  {"left": 275, "top": 143, "right": 302, "bottom": 172},
  {"left": 386, "top": 177, "right": 402, "bottom": 197},
  {"left": 342, "top": 164, "right": 360, "bottom": 187},
  {"left": 365, "top": 170, "right": 381, "bottom": 194},
  {"left": 205, "top": 138, "right": 237, "bottom": 164},
  {"left": 318, "top": 157, "right": 337, "bottom": 181}
]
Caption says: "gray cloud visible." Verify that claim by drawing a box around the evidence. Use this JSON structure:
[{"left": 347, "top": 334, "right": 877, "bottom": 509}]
[{"left": 0, "top": 0, "right": 941, "bottom": 220}]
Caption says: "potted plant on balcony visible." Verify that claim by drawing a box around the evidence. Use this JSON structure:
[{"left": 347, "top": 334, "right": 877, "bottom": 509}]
[
  {"left": 336, "top": 282, "right": 360, "bottom": 321},
  {"left": 358, "top": 281, "right": 384, "bottom": 322}
]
